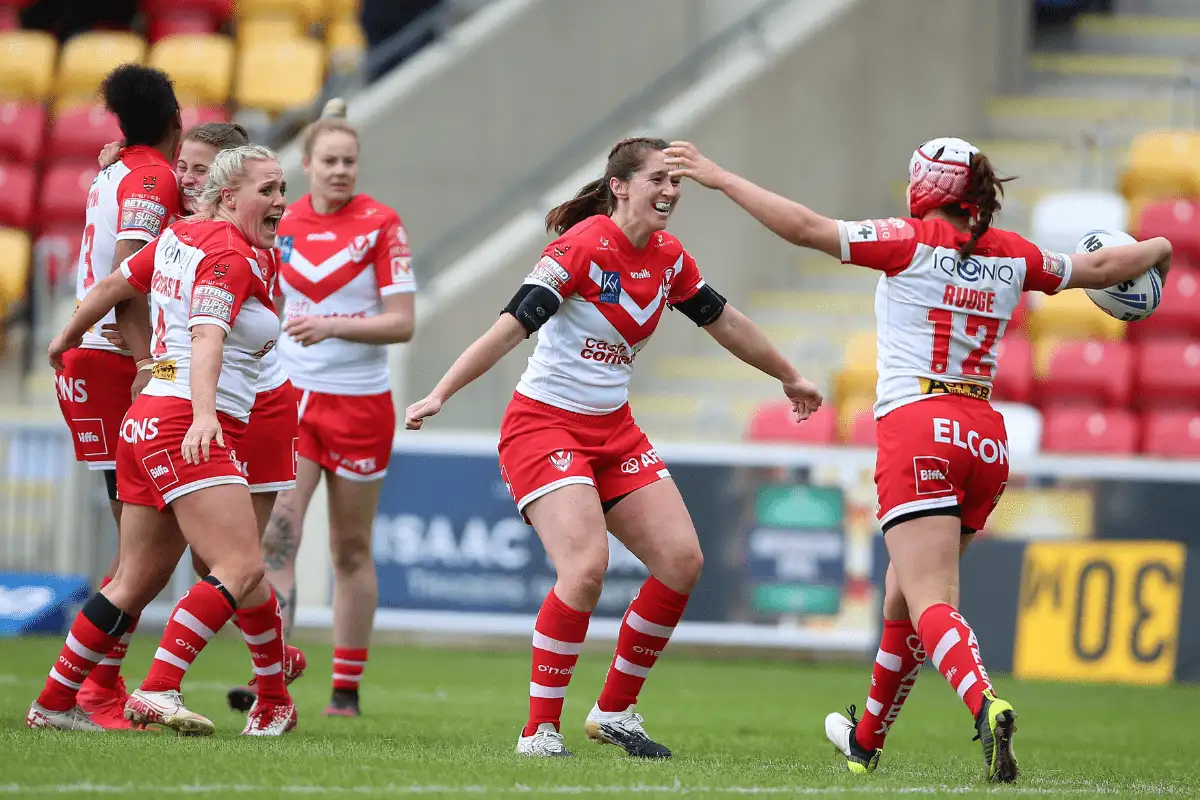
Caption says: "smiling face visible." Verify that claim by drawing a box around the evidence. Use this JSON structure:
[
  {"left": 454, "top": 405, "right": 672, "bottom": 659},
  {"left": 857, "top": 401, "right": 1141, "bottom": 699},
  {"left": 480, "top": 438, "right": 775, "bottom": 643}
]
[
  {"left": 176, "top": 139, "right": 219, "bottom": 214},
  {"left": 222, "top": 158, "right": 286, "bottom": 248},
  {"left": 610, "top": 148, "right": 681, "bottom": 237},
  {"left": 303, "top": 130, "right": 359, "bottom": 209}
]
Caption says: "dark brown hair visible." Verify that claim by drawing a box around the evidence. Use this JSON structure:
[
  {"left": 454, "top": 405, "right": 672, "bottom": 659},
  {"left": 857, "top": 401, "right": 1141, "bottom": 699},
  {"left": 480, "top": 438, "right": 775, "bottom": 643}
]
[
  {"left": 301, "top": 97, "right": 358, "bottom": 158},
  {"left": 545, "top": 137, "right": 669, "bottom": 235},
  {"left": 184, "top": 122, "right": 249, "bottom": 151},
  {"left": 948, "top": 153, "right": 1015, "bottom": 260}
]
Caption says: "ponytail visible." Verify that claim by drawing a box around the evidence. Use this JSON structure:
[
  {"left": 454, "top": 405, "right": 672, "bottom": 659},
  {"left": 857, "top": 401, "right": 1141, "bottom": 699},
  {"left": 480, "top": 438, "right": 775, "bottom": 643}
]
[
  {"left": 544, "top": 137, "right": 669, "bottom": 235},
  {"left": 955, "top": 153, "right": 1014, "bottom": 261}
]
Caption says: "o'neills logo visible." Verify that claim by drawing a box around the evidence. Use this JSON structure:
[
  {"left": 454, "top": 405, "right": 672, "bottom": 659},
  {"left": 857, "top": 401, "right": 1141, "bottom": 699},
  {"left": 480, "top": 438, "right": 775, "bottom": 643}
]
[{"left": 580, "top": 337, "right": 635, "bottom": 365}]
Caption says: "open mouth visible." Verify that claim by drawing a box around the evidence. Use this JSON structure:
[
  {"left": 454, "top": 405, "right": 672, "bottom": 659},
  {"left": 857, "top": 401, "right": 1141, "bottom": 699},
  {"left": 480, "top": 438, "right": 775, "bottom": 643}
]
[
  {"left": 264, "top": 214, "right": 282, "bottom": 234},
  {"left": 653, "top": 201, "right": 672, "bottom": 217}
]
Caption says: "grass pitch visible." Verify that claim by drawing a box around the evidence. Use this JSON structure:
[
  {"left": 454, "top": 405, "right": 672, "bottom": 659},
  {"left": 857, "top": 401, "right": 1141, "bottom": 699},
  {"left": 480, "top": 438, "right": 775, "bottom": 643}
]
[{"left": 1, "top": 633, "right": 1197, "bottom": 798}]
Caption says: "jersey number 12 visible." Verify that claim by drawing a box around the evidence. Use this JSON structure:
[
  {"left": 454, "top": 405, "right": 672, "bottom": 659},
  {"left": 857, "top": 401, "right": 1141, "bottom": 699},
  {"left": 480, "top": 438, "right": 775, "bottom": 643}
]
[{"left": 927, "top": 309, "right": 1001, "bottom": 379}]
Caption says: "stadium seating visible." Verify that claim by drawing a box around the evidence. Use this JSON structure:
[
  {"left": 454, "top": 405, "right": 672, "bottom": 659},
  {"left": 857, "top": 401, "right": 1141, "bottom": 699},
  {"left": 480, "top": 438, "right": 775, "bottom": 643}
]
[
  {"left": 238, "top": 15, "right": 303, "bottom": 45},
  {"left": 180, "top": 105, "right": 230, "bottom": 129},
  {"left": 1030, "top": 190, "right": 1128, "bottom": 255},
  {"left": 1040, "top": 407, "right": 1138, "bottom": 455},
  {"left": 0, "top": 101, "right": 45, "bottom": 162},
  {"left": 992, "top": 335, "right": 1033, "bottom": 404},
  {"left": 747, "top": 401, "right": 836, "bottom": 444},
  {"left": 0, "top": 161, "right": 34, "bottom": 228},
  {"left": 994, "top": 402, "right": 1043, "bottom": 460},
  {"left": 1133, "top": 340, "right": 1200, "bottom": 410},
  {"left": 1036, "top": 339, "right": 1133, "bottom": 408},
  {"left": 834, "top": 330, "right": 877, "bottom": 403},
  {"left": 323, "top": 0, "right": 358, "bottom": 22},
  {"left": 0, "top": 29, "right": 57, "bottom": 102},
  {"left": 45, "top": 105, "right": 122, "bottom": 162},
  {"left": 1124, "top": 266, "right": 1200, "bottom": 341},
  {"left": 840, "top": 402, "right": 876, "bottom": 447},
  {"left": 55, "top": 32, "right": 147, "bottom": 109},
  {"left": 140, "top": 0, "right": 233, "bottom": 26},
  {"left": 146, "top": 11, "right": 220, "bottom": 44},
  {"left": 1119, "top": 130, "right": 1200, "bottom": 203},
  {"left": 33, "top": 225, "right": 81, "bottom": 289},
  {"left": 1026, "top": 289, "right": 1125, "bottom": 342},
  {"left": 1142, "top": 410, "right": 1200, "bottom": 458},
  {"left": 326, "top": 16, "right": 366, "bottom": 73},
  {"left": 38, "top": 163, "right": 98, "bottom": 228},
  {"left": 0, "top": 226, "right": 29, "bottom": 314},
  {"left": 234, "top": 0, "right": 324, "bottom": 26},
  {"left": 149, "top": 34, "right": 235, "bottom": 106},
  {"left": 233, "top": 38, "right": 323, "bottom": 114},
  {"left": 1135, "top": 199, "right": 1200, "bottom": 264}
]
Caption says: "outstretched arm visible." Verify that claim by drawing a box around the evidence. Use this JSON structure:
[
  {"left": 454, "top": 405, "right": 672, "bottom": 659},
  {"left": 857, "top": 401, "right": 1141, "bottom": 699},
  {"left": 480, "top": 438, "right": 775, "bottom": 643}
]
[
  {"left": 48, "top": 271, "right": 140, "bottom": 370},
  {"left": 665, "top": 141, "right": 842, "bottom": 258},
  {"left": 1065, "top": 237, "right": 1172, "bottom": 290}
]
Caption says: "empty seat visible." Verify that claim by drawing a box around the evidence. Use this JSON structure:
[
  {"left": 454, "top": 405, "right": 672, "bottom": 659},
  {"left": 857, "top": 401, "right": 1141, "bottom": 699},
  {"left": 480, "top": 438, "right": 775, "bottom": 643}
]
[
  {"left": 1030, "top": 190, "right": 1129, "bottom": 255},
  {"left": 322, "top": 0, "right": 359, "bottom": 22},
  {"left": 38, "top": 163, "right": 98, "bottom": 228},
  {"left": 33, "top": 224, "right": 81, "bottom": 289},
  {"left": 1040, "top": 407, "right": 1138, "bottom": 455},
  {"left": 0, "top": 226, "right": 30, "bottom": 314},
  {"left": 235, "top": 0, "right": 323, "bottom": 25},
  {"left": 1142, "top": 410, "right": 1200, "bottom": 458},
  {"left": 1134, "top": 340, "right": 1200, "bottom": 410},
  {"left": 840, "top": 401, "right": 876, "bottom": 447},
  {"left": 835, "top": 330, "right": 877, "bottom": 403},
  {"left": 1125, "top": 266, "right": 1200, "bottom": 341},
  {"left": 1135, "top": 199, "right": 1200, "bottom": 265},
  {"left": 0, "top": 161, "right": 35, "bottom": 228},
  {"left": 234, "top": 38, "right": 323, "bottom": 114},
  {"left": 1120, "top": 130, "right": 1200, "bottom": 201},
  {"left": 747, "top": 401, "right": 836, "bottom": 444},
  {"left": 1027, "top": 289, "right": 1125, "bottom": 343},
  {"left": 46, "top": 105, "right": 122, "bottom": 162},
  {"left": 1036, "top": 339, "right": 1133, "bottom": 408},
  {"left": 180, "top": 104, "right": 229, "bottom": 129},
  {"left": 140, "top": 0, "right": 233, "bottom": 25},
  {"left": 146, "top": 10, "right": 220, "bottom": 44},
  {"left": 0, "top": 30, "right": 57, "bottom": 102},
  {"left": 992, "top": 335, "right": 1033, "bottom": 404},
  {"left": 237, "top": 14, "right": 303, "bottom": 46},
  {"left": 55, "top": 32, "right": 147, "bottom": 110},
  {"left": 326, "top": 16, "right": 366, "bottom": 72},
  {"left": 149, "top": 35, "right": 235, "bottom": 106},
  {"left": 0, "top": 101, "right": 46, "bottom": 162}
]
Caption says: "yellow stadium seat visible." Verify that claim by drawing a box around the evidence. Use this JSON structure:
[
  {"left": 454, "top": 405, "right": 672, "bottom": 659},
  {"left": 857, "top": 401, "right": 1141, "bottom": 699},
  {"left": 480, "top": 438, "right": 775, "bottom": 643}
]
[
  {"left": 1026, "top": 290, "right": 1125, "bottom": 345},
  {"left": 835, "top": 330, "right": 878, "bottom": 404},
  {"left": 843, "top": 330, "right": 877, "bottom": 368},
  {"left": 236, "top": 0, "right": 324, "bottom": 26},
  {"left": 0, "top": 30, "right": 57, "bottom": 102},
  {"left": 836, "top": 394, "right": 874, "bottom": 442},
  {"left": 1119, "top": 130, "right": 1200, "bottom": 202},
  {"left": 326, "top": 17, "right": 365, "bottom": 73},
  {"left": 234, "top": 38, "right": 324, "bottom": 114},
  {"left": 238, "top": 15, "right": 303, "bottom": 45},
  {"left": 55, "top": 32, "right": 146, "bottom": 109},
  {"left": 322, "top": 0, "right": 360, "bottom": 21},
  {"left": 0, "top": 228, "right": 30, "bottom": 315},
  {"left": 149, "top": 35, "right": 235, "bottom": 106}
]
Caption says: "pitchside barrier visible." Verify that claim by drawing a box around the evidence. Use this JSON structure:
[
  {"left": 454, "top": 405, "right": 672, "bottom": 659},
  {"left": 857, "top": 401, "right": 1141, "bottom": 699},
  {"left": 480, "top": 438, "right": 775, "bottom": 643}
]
[{"left": 5, "top": 419, "right": 1200, "bottom": 684}]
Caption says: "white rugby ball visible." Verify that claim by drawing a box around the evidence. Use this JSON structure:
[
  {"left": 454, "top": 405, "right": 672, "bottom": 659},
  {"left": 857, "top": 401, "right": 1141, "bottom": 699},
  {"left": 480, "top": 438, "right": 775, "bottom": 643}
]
[{"left": 1075, "top": 229, "right": 1163, "bottom": 322}]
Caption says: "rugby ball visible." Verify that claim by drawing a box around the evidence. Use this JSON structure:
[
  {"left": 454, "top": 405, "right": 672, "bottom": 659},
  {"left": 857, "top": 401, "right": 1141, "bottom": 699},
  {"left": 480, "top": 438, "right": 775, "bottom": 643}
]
[{"left": 1075, "top": 229, "right": 1163, "bottom": 322}]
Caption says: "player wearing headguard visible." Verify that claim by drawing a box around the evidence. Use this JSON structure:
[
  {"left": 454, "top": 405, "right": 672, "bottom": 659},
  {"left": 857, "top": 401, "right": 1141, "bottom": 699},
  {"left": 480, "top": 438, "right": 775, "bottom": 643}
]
[
  {"left": 405, "top": 137, "right": 822, "bottom": 759},
  {"left": 665, "top": 138, "right": 1172, "bottom": 782},
  {"left": 257, "top": 98, "right": 415, "bottom": 718}
]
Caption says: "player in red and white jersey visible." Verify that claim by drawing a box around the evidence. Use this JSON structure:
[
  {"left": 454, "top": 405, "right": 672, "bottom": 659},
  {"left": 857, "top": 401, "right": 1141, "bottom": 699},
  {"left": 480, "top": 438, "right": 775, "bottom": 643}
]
[
  {"left": 28, "top": 146, "right": 297, "bottom": 737},
  {"left": 49, "top": 64, "right": 184, "bottom": 728},
  {"left": 405, "top": 137, "right": 822, "bottom": 758},
  {"left": 259, "top": 100, "right": 415, "bottom": 718},
  {"left": 665, "top": 138, "right": 1172, "bottom": 781}
]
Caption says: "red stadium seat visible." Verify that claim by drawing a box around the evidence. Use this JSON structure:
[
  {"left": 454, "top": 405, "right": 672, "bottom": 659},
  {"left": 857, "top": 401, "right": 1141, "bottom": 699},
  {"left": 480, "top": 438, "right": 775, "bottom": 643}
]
[
  {"left": 1037, "top": 340, "right": 1133, "bottom": 408},
  {"left": 1041, "top": 407, "right": 1138, "bottom": 455},
  {"left": 140, "top": 0, "right": 232, "bottom": 25},
  {"left": 38, "top": 163, "right": 98, "bottom": 228},
  {"left": 1136, "top": 200, "right": 1200, "bottom": 264},
  {"left": 180, "top": 105, "right": 229, "bottom": 129},
  {"left": 1133, "top": 340, "right": 1200, "bottom": 410},
  {"left": 147, "top": 11, "right": 220, "bottom": 43},
  {"left": 1142, "top": 410, "right": 1200, "bottom": 458},
  {"left": 992, "top": 335, "right": 1033, "bottom": 404},
  {"left": 0, "top": 101, "right": 45, "bottom": 163},
  {"left": 1125, "top": 267, "right": 1200, "bottom": 341},
  {"left": 34, "top": 225, "right": 81, "bottom": 289},
  {"left": 747, "top": 401, "right": 836, "bottom": 444},
  {"left": 0, "top": 161, "right": 35, "bottom": 228},
  {"left": 46, "top": 105, "right": 123, "bottom": 162},
  {"left": 844, "top": 405, "right": 876, "bottom": 446},
  {"left": 0, "top": 6, "right": 18, "bottom": 30}
]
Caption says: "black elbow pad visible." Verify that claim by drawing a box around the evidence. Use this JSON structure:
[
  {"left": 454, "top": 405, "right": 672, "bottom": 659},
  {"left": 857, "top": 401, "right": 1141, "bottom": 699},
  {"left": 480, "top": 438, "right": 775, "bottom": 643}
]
[
  {"left": 673, "top": 283, "right": 726, "bottom": 327},
  {"left": 502, "top": 284, "right": 562, "bottom": 336}
]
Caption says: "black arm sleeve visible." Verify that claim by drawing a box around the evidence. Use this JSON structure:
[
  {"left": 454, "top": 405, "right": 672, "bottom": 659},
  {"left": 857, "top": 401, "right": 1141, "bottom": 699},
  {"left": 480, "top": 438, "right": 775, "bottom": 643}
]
[
  {"left": 672, "top": 283, "right": 727, "bottom": 327},
  {"left": 502, "top": 284, "right": 562, "bottom": 336}
]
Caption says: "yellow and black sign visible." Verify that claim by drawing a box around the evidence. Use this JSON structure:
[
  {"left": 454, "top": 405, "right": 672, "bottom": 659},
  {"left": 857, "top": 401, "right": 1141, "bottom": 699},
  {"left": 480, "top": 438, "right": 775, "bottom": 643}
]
[
  {"left": 151, "top": 359, "right": 176, "bottom": 382},
  {"left": 1013, "top": 541, "right": 1186, "bottom": 685}
]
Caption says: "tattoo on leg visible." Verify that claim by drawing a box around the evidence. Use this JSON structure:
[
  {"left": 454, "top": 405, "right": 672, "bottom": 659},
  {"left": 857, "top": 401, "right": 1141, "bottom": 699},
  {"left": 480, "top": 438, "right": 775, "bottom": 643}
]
[{"left": 263, "top": 513, "right": 297, "bottom": 572}]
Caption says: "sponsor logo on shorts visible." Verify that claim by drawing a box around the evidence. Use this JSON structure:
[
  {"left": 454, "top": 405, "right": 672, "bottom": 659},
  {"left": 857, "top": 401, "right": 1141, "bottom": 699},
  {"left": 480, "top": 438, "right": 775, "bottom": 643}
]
[
  {"left": 292, "top": 437, "right": 299, "bottom": 479},
  {"left": 55, "top": 375, "right": 88, "bottom": 403},
  {"left": 340, "top": 456, "right": 378, "bottom": 475},
  {"left": 142, "top": 449, "right": 179, "bottom": 491},
  {"left": 120, "top": 416, "right": 160, "bottom": 444},
  {"left": 230, "top": 449, "right": 249, "bottom": 477},
  {"left": 912, "top": 456, "right": 953, "bottom": 496},
  {"left": 620, "top": 448, "right": 662, "bottom": 474},
  {"left": 621, "top": 458, "right": 640, "bottom": 474},
  {"left": 73, "top": 418, "right": 107, "bottom": 458},
  {"left": 932, "top": 418, "right": 1008, "bottom": 465},
  {"left": 548, "top": 450, "right": 573, "bottom": 472},
  {"left": 500, "top": 464, "right": 515, "bottom": 500}
]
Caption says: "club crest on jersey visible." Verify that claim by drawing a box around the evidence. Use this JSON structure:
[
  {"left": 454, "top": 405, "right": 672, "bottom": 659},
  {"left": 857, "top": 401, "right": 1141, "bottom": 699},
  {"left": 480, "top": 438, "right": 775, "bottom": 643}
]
[
  {"left": 348, "top": 235, "right": 371, "bottom": 263},
  {"left": 142, "top": 175, "right": 157, "bottom": 191},
  {"left": 599, "top": 271, "right": 622, "bottom": 304},
  {"left": 548, "top": 450, "right": 573, "bottom": 472},
  {"left": 276, "top": 235, "right": 294, "bottom": 264}
]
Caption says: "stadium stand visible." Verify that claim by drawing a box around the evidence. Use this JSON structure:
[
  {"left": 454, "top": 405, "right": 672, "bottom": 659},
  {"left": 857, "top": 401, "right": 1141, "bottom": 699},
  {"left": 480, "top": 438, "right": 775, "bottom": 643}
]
[{"left": 1040, "top": 407, "right": 1139, "bottom": 455}]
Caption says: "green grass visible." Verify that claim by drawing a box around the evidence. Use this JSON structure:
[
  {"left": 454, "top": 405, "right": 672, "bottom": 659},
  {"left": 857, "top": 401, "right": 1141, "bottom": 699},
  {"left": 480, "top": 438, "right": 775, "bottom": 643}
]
[{"left": 1, "top": 634, "right": 1198, "bottom": 798}]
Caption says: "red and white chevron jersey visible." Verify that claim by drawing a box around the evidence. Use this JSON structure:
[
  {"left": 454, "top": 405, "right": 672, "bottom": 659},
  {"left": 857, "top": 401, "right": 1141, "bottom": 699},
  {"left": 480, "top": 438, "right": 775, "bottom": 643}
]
[
  {"left": 76, "top": 146, "right": 183, "bottom": 354},
  {"left": 275, "top": 193, "right": 415, "bottom": 395},
  {"left": 516, "top": 215, "right": 704, "bottom": 414},
  {"left": 837, "top": 216, "right": 1073, "bottom": 418},
  {"left": 253, "top": 246, "right": 288, "bottom": 394},
  {"left": 121, "top": 218, "right": 280, "bottom": 422}
]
